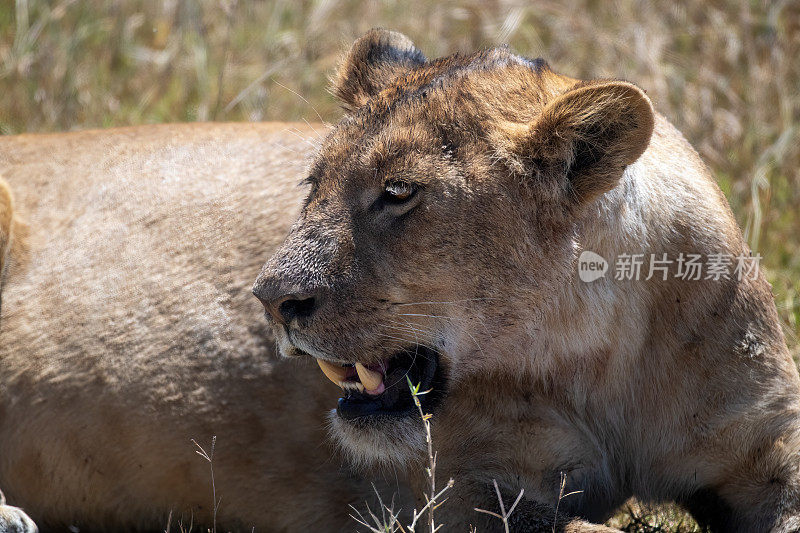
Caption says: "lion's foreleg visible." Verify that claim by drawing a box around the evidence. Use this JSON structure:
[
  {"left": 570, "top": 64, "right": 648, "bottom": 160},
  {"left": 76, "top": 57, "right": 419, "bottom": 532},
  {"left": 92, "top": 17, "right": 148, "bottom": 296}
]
[{"left": 0, "top": 491, "right": 37, "bottom": 533}]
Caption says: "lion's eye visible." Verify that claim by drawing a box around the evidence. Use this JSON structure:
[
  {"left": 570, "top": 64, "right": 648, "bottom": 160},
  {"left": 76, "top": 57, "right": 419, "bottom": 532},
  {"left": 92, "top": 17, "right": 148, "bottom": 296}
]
[{"left": 382, "top": 181, "right": 417, "bottom": 204}]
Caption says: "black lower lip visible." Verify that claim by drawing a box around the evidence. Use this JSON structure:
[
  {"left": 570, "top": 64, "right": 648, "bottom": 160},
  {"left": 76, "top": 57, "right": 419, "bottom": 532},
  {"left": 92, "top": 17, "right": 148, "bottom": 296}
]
[{"left": 336, "top": 346, "right": 445, "bottom": 421}]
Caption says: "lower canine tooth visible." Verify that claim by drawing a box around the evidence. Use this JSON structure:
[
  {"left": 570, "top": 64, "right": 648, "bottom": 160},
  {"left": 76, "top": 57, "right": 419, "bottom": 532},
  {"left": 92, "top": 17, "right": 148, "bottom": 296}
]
[
  {"left": 355, "top": 362, "right": 384, "bottom": 391},
  {"left": 317, "top": 359, "right": 347, "bottom": 388}
]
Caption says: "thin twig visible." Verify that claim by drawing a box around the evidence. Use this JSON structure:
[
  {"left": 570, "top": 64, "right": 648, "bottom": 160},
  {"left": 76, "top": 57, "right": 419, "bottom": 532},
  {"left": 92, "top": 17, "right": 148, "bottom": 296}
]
[
  {"left": 474, "top": 479, "right": 524, "bottom": 533},
  {"left": 552, "top": 472, "right": 583, "bottom": 533},
  {"left": 191, "top": 436, "right": 220, "bottom": 533},
  {"left": 405, "top": 377, "right": 454, "bottom": 533}
]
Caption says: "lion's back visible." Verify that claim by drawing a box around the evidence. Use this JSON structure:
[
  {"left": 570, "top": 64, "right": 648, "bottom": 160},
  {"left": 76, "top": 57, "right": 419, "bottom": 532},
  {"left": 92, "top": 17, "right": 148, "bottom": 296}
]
[{"left": 0, "top": 123, "right": 314, "bottom": 383}]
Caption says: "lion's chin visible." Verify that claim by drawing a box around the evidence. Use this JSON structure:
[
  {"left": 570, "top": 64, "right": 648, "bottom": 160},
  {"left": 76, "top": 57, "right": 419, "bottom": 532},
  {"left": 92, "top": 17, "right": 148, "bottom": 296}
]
[{"left": 327, "top": 410, "right": 427, "bottom": 468}]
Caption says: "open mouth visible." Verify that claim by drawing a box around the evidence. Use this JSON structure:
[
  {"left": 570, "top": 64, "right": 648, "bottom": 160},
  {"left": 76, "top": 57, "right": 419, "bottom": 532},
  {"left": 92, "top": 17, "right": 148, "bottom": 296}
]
[{"left": 315, "top": 346, "right": 445, "bottom": 420}]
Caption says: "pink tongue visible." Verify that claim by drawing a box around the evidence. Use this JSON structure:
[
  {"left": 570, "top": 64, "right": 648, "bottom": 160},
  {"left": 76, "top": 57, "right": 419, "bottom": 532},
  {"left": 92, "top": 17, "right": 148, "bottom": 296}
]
[{"left": 365, "top": 381, "right": 385, "bottom": 396}]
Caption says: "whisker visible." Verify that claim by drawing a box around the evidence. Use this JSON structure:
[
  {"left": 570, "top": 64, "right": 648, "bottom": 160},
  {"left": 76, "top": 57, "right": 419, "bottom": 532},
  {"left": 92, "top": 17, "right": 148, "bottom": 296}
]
[
  {"left": 397, "top": 311, "right": 491, "bottom": 336},
  {"left": 383, "top": 319, "right": 427, "bottom": 391},
  {"left": 281, "top": 128, "right": 318, "bottom": 150},
  {"left": 376, "top": 333, "right": 419, "bottom": 345},
  {"left": 397, "top": 313, "right": 488, "bottom": 361},
  {"left": 271, "top": 141, "right": 302, "bottom": 156},
  {"left": 284, "top": 127, "right": 320, "bottom": 150},
  {"left": 302, "top": 117, "right": 323, "bottom": 139},
  {"left": 288, "top": 126, "right": 321, "bottom": 146},
  {"left": 383, "top": 317, "right": 442, "bottom": 347},
  {"left": 397, "top": 312, "right": 458, "bottom": 319},
  {"left": 380, "top": 321, "right": 437, "bottom": 336},
  {"left": 392, "top": 297, "right": 500, "bottom": 307},
  {"left": 273, "top": 79, "right": 328, "bottom": 125}
]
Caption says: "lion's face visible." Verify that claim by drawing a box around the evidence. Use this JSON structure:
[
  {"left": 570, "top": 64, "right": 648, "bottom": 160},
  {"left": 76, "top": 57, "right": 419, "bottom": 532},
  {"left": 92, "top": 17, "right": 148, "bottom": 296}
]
[{"left": 253, "top": 30, "right": 654, "bottom": 465}]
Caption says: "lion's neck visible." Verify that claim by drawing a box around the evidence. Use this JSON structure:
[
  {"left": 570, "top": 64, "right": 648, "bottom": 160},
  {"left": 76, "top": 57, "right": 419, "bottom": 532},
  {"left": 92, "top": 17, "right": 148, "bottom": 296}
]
[{"left": 523, "top": 162, "right": 656, "bottom": 382}]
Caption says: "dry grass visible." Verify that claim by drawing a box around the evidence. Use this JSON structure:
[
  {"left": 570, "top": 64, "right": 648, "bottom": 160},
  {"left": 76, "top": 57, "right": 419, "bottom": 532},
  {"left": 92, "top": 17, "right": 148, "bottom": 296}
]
[{"left": 1, "top": 1, "right": 798, "bottom": 531}]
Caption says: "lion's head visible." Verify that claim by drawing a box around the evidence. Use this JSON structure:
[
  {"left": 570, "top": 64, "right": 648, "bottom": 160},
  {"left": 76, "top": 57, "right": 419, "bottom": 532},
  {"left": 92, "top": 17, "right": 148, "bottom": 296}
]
[{"left": 252, "top": 29, "right": 654, "bottom": 465}]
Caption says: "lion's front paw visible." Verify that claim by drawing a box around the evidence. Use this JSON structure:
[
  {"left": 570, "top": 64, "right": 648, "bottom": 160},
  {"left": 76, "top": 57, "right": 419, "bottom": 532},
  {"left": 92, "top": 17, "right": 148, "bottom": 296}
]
[{"left": 0, "top": 504, "right": 37, "bottom": 533}]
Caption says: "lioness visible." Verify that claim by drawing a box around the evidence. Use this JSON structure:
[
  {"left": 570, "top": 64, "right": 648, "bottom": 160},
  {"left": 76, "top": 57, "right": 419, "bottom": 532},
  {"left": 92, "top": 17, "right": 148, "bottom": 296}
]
[
  {"left": 0, "top": 29, "right": 797, "bottom": 533},
  {"left": 252, "top": 30, "right": 800, "bottom": 532}
]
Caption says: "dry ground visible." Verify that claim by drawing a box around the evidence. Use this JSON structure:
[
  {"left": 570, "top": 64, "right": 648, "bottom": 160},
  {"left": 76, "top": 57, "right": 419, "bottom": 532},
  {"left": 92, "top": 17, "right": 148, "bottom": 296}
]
[{"left": 1, "top": 1, "right": 798, "bottom": 531}]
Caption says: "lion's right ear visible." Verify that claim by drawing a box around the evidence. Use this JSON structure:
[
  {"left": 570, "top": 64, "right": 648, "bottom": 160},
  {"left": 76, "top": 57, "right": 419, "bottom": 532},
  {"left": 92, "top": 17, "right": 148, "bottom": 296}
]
[
  {"left": 523, "top": 81, "right": 655, "bottom": 203},
  {"left": 332, "top": 29, "right": 426, "bottom": 112}
]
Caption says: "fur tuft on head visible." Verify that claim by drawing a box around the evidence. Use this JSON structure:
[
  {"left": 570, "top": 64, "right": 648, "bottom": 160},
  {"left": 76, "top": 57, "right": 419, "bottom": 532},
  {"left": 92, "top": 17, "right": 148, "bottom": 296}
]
[{"left": 331, "top": 28, "right": 427, "bottom": 112}]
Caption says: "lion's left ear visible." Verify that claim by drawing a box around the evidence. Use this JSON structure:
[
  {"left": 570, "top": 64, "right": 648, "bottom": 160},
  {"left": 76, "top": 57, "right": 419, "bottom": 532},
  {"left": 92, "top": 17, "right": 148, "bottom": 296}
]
[
  {"left": 332, "top": 28, "right": 426, "bottom": 112},
  {"left": 526, "top": 81, "right": 655, "bottom": 203}
]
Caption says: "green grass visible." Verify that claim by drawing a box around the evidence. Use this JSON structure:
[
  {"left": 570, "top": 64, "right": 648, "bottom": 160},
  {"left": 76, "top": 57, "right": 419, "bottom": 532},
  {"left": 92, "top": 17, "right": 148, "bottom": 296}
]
[{"left": 1, "top": 1, "right": 798, "bottom": 531}]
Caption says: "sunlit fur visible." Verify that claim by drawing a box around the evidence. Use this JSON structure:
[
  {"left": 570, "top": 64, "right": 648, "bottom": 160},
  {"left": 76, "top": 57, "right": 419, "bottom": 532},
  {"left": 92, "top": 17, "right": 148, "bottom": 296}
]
[{"left": 253, "top": 30, "right": 800, "bottom": 532}]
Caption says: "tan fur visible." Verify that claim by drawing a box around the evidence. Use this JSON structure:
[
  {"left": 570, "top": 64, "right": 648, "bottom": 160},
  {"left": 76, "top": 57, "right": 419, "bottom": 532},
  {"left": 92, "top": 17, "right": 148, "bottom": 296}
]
[
  {"left": 0, "top": 178, "right": 15, "bottom": 281},
  {"left": 0, "top": 30, "right": 798, "bottom": 533},
  {"left": 253, "top": 30, "right": 800, "bottom": 532}
]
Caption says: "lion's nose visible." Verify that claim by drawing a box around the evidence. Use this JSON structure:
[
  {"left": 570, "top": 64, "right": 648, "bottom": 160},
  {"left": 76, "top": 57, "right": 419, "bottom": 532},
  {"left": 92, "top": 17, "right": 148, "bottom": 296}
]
[
  {"left": 273, "top": 293, "right": 318, "bottom": 324},
  {"left": 253, "top": 284, "right": 319, "bottom": 326}
]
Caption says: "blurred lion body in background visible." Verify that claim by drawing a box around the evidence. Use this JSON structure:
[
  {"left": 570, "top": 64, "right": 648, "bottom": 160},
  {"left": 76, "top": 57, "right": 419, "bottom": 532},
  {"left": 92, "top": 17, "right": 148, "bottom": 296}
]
[{"left": 0, "top": 123, "right": 410, "bottom": 531}]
